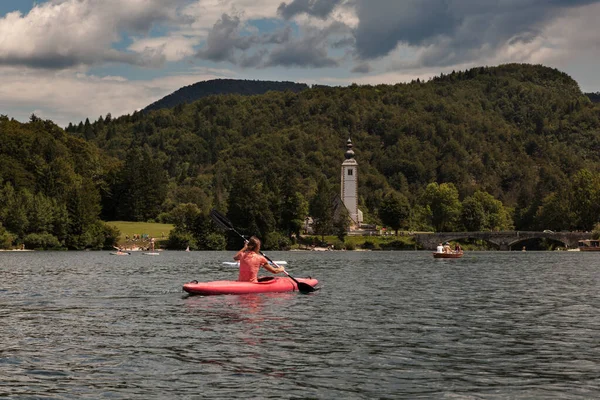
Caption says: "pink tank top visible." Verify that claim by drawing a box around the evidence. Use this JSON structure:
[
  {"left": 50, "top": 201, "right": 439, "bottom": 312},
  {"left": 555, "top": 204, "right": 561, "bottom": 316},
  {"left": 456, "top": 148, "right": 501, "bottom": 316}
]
[{"left": 238, "top": 252, "right": 268, "bottom": 282}]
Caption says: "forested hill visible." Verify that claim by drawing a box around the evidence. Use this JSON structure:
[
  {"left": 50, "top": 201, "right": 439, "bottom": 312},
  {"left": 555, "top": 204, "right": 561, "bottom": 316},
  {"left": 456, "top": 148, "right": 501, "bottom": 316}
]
[
  {"left": 142, "top": 79, "right": 309, "bottom": 112},
  {"left": 62, "top": 63, "right": 600, "bottom": 243},
  {"left": 0, "top": 116, "right": 120, "bottom": 250},
  {"left": 8, "top": 63, "right": 600, "bottom": 250}
]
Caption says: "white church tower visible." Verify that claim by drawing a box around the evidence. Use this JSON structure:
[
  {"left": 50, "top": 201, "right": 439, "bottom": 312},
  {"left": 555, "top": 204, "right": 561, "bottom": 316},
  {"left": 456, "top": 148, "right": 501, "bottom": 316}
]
[{"left": 341, "top": 138, "right": 362, "bottom": 227}]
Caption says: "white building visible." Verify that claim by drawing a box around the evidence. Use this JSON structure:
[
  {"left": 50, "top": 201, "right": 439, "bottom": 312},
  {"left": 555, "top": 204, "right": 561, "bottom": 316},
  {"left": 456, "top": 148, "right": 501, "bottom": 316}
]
[{"left": 340, "top": 138, "right": 363, "bottom": 227}]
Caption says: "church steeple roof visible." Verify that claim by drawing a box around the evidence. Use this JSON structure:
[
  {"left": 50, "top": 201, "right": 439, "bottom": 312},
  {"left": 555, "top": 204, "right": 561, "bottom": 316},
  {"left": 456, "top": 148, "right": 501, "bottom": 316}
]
[{"left": 344, "top": 138, "right": 355, "bottom": 160}]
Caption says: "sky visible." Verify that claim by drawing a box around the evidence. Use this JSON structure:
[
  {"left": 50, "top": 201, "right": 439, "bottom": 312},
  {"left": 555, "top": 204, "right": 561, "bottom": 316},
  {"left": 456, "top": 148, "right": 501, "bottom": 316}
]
[{"left": 0, "top": 0, "right": 599, "bottom": 127}]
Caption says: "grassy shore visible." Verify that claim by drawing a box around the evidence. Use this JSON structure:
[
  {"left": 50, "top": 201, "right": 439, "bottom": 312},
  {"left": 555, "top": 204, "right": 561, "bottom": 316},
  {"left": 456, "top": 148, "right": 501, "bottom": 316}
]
[{"left": 106, "top": 221, "right": 174, "bottom": 246}]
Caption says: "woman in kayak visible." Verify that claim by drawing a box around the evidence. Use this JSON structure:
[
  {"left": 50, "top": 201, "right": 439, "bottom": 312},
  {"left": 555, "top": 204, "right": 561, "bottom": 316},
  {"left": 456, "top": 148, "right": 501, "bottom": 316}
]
[{"left": 234, "top": 236, "right": 285, "bottom": 282}]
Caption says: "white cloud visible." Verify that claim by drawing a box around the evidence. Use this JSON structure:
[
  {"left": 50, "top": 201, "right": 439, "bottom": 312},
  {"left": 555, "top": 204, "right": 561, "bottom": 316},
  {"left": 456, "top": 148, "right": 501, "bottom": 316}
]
[
  {"left": 360, "top": 2, "right": 600, "bottom": 93},
  {"left": 1, "top": 0, "right": 600, "bottom": 130},
  {"left": 318, "top": 70, "right": 437, "bottom": 86},
  {"left": 283, "top": 0, "right": 357, "bottom": 28},
  {"left": 529, "top": 3, "right": 600, "bottom": 62},
  {"left": 0, "top": 66, "right": 236, "bottom": 126},
  {"left": 128, "top": 35, "right": 199, "bottom": 62},
  {"left": 182, "top": 0, "right": 282, "bottom": 35},
  {"left": 0, "top": 0, "right": 185, "bottom": 68}
]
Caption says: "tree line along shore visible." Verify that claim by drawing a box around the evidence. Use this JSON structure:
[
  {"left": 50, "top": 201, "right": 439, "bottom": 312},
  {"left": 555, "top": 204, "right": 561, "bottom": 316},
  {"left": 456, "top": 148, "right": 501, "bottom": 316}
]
[{"left": 2, "top": 64, "right": 600, "bottom": 250}]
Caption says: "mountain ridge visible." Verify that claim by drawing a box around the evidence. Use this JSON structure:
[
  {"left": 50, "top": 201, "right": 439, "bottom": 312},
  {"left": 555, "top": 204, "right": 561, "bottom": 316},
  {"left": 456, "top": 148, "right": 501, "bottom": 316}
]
[{"left": 142, "top": 78, "right": 309, "bottom": 113}]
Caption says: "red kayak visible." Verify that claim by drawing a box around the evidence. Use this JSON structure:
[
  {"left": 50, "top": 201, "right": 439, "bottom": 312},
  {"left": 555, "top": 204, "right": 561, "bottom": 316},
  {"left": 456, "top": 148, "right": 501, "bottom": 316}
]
[{"left": 183, "top": 276, "right": 319, "bottom": 296}]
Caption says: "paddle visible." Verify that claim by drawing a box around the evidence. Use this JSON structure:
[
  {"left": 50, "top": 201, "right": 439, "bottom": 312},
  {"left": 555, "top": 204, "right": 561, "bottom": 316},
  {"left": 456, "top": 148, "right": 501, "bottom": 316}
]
[{"left": 210, "top": 209, "right": 317, "bottom": 293}]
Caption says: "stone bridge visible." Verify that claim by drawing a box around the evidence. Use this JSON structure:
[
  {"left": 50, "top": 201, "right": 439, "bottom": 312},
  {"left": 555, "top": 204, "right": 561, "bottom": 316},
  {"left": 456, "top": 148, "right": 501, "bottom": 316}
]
[{"left": 413, "top": 231, "right": 592, "bottom": 251}]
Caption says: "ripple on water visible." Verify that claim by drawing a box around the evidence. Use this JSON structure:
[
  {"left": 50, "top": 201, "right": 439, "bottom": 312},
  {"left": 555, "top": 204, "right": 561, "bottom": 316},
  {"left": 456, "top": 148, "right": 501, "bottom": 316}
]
[{"left": 1, "top": 250, "right": 599, "bottom": 398}]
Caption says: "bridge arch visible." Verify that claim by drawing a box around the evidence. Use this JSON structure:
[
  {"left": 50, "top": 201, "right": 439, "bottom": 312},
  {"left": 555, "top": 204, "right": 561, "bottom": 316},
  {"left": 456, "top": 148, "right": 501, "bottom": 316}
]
[
  {"left": 435, "top": 235, "right": 503, "bottom": 250},
  {"left": 414, "top": 231, "right": 591, "bottom": 250}
]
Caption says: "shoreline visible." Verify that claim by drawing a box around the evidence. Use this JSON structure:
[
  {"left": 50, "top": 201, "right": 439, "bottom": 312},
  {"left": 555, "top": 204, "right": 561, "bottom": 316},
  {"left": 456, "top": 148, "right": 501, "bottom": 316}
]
[{"left": 0, "top": 249, "right": 35, "bottom": 252}]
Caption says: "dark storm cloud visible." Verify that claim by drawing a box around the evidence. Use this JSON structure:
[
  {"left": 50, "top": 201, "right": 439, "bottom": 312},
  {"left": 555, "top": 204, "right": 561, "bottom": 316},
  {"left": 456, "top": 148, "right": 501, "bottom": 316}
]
[
  {"left": 351, "top": 62, "right": 370, "bottom": 73},
  {"left": 239, "top": 49, "right": 269, "bottom": 68},
  {"left": 352, "top": 0, "right": 600, "bottom": 62},
  {"left": 196, "top": 14, "right": 295, "bottom": 64},
  {"left": 332, "top": 37, "right": 355, "bottom": 49},
  {"left": 196, "top": 14, "right": 254, "bottom": 62},
  {"left": 277, "top": 0, "right": 344, "bottom": 20},
  {"left": 200, "top": 0, "right": 600, "bottom": 70},
  {"left": 266, "top": 35, "right": 339, "bottom": 68},
  {"left": 197, "top": 13, "right": 349, "bottom": 69},
  {"left": 266, "top": 22, "right": 347, "bottom": 67}
]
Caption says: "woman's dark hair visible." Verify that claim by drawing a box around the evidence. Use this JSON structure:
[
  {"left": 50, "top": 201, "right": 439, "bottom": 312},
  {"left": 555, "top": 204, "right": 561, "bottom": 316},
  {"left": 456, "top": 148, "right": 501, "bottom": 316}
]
[{"left": 247, "top": 236, "right": 261, "bottom": 251}]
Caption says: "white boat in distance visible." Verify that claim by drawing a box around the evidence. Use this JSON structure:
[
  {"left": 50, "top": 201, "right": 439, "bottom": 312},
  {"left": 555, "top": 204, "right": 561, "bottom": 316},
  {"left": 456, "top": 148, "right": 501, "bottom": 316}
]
[{"left": 222, "top": 261, "right": 287, "bottom": 266}]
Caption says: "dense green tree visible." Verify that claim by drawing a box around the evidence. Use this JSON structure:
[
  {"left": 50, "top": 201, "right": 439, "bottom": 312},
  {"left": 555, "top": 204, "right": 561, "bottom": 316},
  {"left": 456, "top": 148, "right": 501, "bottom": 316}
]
[
  {"left": 461, "top": 196, "right": 487, "bottom": 231},
  {"left": 278, "top": 170, "right": 309, "bottom": 239},
  {"left": 0, "top": 116, "right": 118, "bottom": 248},
  {"left": 52, "top": 203, "right": 70, "bottom": 246},
  {"left": 23, "top": 232, "right": 61, "bottom": 249},
  {"left": 461, "top": 190, "right": 513, "bottom": 231},
  {"left": 27, "top": 193, "right": 56, "bottom": 234},
  {"left": 378, "top": 191, "right": 411, "bottom": 235},
  {"left": 165, "top": 203, "right": 201, "bottom": 231},
  {"left": 264, "top": 231, "right": 292, "bottom": 250},
  {"left": 226, "top": 171, "right": 275, "bottom": 247},
  {"left": 83, "top": 118, "right": 94, "bottom": 140},
  {"left": 192, "top": 212, "right": 227, "bottom": 250},
  {"left": 570, "top": 169, "right": 600, "bottom": 231},
  {"left": 167, "top": 227, "right": 197, "bottom": 250},
  {"left": 421, "top": 183, "right": 462, "bottom": 232},
  {"left": 117, "top": 146, "right": 168, "bottom": 221},
  {"left": 0, "top": 223, "right": 14, "bottom": 249},
  {"left": 0, "top": 184, "right": 30, "bottom": 237},
  {"left": 67, "top": 179, "right": 101, "bottom": 235},
  {"left": 333, "top": 205, "right": 350, "bottom": 242},
  {"left": 309, "top": 176, "right": 335, "bottom": 240},
  {"left": 164, "top": 204, "right": 228, "bottom": 250},
  {"left": 535, "top": 191, "right": 573, "bottom": 232}
]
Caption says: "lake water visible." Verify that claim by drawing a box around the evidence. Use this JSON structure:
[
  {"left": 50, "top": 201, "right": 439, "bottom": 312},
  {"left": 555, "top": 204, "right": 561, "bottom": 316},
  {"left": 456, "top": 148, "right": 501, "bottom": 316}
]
[{"left": 1, "top": 250, "right": 599, "bottom": 399}]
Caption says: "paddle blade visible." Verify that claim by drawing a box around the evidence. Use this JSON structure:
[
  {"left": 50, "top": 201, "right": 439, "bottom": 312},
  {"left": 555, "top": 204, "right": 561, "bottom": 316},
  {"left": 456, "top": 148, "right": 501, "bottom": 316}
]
[
  {"left": 279, "top": 268, "right": 318, "bottom": 294},
  {"left": 210, "top": 209, "right": 234, "bottom": 231},
  {"left": 296, "top": 281, "right": 318, "bottom": 294}
]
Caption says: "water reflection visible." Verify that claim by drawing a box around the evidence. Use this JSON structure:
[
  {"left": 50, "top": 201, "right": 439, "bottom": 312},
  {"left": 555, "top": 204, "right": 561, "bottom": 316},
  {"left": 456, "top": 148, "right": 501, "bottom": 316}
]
[{"left": 183, "top": 292, "right": 294, "bottom": 328}]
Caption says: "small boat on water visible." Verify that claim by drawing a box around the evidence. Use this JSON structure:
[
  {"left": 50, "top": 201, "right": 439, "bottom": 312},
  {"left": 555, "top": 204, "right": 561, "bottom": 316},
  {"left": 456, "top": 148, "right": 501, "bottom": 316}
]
[
  {"left": 110, "top": 251, "right": 130, "bottom": 256},
  {"left": 578, "top": 239, "right": 600, "bottom": 251},
  {"left": 433, "top": 251, "right": 464, "bottom": 259},
  {"left": 143, "top": 252, "right": 160, "bottom": 256},
  {"left": 183, "top": 276, "right": 318, "bottom": 296}
]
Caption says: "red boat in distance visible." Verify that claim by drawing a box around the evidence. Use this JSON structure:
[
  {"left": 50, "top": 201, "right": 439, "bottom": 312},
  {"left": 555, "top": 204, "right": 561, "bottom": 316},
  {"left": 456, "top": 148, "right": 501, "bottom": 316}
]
[{"left": 433, "top": 251, "right": 464, "bottom": 259}]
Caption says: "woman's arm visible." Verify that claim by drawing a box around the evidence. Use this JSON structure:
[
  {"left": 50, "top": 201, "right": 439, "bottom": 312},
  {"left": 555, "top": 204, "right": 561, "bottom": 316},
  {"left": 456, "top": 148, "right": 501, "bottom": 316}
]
[
  {"left": 233, "top": 243, "right": 248, "bottom": 260},
  {"left": 262, "top": 262, "right": 284, "bottom": 274}
]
